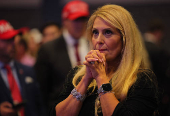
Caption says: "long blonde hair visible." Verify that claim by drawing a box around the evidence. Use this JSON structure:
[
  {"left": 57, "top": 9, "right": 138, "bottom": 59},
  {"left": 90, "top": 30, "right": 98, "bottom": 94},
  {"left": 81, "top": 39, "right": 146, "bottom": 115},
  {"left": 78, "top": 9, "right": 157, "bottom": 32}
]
[{"left": 72, "top": 4, "right": 150, "bottom": 115}]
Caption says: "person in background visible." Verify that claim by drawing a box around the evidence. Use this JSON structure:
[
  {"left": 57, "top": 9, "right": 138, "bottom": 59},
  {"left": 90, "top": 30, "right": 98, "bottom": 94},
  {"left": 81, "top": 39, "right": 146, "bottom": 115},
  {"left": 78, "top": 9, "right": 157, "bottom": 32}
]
[
  {"left": 34, "top": 0, "right": 90, "bottom": 111},
  {"left": 14, "top": 28, "right": 42, "bottom": 66},
  {"left": 0, "top": 19, "right": 45, "bottom": 116},
  {"left": 15, "top": 37, "right": 36, "bottom": 67},
  {"left": 50, "top": 4, "right": 158, "bottom": 116},
  {"left": 27, "top": 28, "right": 43, "bottom": 58},
  {"left": 143, "top": 19, "right": 170, "bottom": 116},
  {"left": 40, "top": 22, "right": 62, "bottom": 44},
  {"left": 144, "top": 19, "right": 164, "bottom": 47}
]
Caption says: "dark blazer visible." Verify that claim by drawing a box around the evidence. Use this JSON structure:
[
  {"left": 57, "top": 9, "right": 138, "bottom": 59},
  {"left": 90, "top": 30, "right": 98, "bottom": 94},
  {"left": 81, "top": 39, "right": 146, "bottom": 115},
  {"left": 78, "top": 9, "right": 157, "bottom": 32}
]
[
  {"left": 0, "top": 61, "right": 45, "bottom": 116},
  {"left": 34, "top": 35, "right": 72, "bottom": 109}
]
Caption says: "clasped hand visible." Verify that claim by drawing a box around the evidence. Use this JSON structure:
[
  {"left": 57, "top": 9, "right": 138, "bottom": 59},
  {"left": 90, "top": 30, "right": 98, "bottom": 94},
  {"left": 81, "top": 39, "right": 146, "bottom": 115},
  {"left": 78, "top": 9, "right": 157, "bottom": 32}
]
[{"left": 83, "top": 50, "right": 107, "bottom": 82}]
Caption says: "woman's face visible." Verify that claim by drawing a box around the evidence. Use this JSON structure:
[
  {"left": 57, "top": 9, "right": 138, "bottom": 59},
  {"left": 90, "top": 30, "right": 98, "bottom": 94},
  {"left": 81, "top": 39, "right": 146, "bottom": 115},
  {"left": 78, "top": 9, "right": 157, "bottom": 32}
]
[{"left": 92, "top": 17, "right": 123, "bottom": 63}]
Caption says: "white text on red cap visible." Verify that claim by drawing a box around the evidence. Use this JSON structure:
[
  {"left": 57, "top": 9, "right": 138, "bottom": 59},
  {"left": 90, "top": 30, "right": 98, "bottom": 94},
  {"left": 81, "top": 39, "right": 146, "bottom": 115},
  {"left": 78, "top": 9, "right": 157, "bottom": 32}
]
[{"left": 0, "top": 23, "right": 13, "bottom": 34}]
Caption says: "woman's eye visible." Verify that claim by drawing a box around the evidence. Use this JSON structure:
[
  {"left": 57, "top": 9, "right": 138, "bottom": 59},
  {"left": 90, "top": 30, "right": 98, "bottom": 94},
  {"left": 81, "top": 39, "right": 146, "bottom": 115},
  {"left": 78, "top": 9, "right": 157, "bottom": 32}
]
[
  {"left": 105, "top": 30, "right": 113, "bottom": 35},
  {"left": 92, "top": 30, "right": 98, "bottom": 35}
]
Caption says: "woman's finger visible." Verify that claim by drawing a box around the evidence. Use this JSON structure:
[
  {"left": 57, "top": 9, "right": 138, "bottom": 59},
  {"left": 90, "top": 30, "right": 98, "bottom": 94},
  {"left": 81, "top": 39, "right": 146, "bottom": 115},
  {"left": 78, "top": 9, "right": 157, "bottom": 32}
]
[
  {"left": 86, "top": 50, "right": 103, "bottom": 62},
  {"left": 96, "top": 51, "right": 104, "bottom": 60}
]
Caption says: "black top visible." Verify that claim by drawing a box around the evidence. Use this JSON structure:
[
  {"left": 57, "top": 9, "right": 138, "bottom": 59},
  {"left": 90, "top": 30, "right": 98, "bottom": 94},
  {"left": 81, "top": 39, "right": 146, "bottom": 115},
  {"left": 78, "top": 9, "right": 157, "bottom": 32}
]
[{"left": 50, "top": 67, "right": 158, "bottom": 116}]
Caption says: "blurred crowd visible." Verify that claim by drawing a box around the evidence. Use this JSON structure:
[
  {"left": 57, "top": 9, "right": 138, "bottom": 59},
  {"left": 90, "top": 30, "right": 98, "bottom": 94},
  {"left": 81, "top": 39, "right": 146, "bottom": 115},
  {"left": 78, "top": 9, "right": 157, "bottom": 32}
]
[
  {"left": 0, "top": 0, "right": 170, "bottom": 116},
  {"left": 14, "top": 22, "right": 62, "bottom": 67}
]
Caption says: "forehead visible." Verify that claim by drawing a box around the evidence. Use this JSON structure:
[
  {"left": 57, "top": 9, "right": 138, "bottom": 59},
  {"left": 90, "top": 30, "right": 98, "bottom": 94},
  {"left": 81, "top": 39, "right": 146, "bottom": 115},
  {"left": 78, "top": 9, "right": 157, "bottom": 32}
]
[
  {"left": 92, "top": 17, "right": 114, "bottom": 29},
  {"left": 45, "top": 25, "right": 59, "bottom": 30}
]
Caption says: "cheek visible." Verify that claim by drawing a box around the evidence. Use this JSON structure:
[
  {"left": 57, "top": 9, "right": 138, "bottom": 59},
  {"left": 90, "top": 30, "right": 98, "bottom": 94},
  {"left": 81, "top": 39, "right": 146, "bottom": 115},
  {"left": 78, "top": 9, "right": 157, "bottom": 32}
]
[
  {"left": 106, "top": 39, "right": 123, "bottom": 57},
  {"left": 108, "top": 41, "right": 120, "bottom": 50},
  {"left": 107, "top": 37, "right": 122, "bottom": 50},
  {"left": 91, "top": 38, "right": 96, "bottom": 49},
  {"left": 8, "top": 44, "right": 15, "bottom": 50},
  {"left": 0, "top": 47, "right": 7, "bottom": 55}
]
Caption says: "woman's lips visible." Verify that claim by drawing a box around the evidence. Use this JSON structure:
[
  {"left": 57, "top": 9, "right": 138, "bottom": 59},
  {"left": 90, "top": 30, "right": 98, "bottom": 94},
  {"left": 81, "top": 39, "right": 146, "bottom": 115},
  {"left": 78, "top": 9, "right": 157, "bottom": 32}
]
[{"left": 99, "top": 49, "right": 107, "bottom": 53}]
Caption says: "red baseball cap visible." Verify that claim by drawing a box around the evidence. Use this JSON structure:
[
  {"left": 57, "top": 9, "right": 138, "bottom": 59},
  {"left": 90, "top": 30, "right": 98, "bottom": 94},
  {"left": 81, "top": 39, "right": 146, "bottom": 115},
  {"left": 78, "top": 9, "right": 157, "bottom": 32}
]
[
  {"left": 0, "top": 20, "right": 19, "bottom": 40},
  {"left": 62, "top": 0, "right": 89, "bottom": 20}
]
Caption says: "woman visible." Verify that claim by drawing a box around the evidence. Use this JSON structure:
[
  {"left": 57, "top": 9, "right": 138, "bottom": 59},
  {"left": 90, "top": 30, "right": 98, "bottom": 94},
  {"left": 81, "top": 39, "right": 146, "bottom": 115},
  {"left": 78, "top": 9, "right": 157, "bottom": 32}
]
[{"left": 50, "top": 4, "right": 158, "bottom": 116}]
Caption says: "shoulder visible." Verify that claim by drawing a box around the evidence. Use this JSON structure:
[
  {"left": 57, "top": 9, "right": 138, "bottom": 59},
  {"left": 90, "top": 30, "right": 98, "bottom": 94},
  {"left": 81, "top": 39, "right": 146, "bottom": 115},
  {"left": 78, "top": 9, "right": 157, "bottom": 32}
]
[
  {"left": 65, "top": 66, "right": 82, "bottom": 84},
  {"left": 15, "top": 61, "right": 33, "bottom": 71},
  {"left": 15, "top": 61, "right": 38, "bottom": 84},
  {"left": 126, "top": 69, "right": 159, "bottom": 103},
  {"left": 129, "top": 69, "right": 158, "bottom": 95},
  {"left": 136, "top": 69, "right": 157, "bottom": 87},
  {"left": 14, "top": 61, "right": 35, "bottom": 76},
  {"left": 42, "top": 35, "right": 64, "bottom": 48},
  {"left": 39, "top": 35, "right": 65, "bottom": 53},
  {"left": 66, "top": 66, "right": 80, "bottom": 79}
]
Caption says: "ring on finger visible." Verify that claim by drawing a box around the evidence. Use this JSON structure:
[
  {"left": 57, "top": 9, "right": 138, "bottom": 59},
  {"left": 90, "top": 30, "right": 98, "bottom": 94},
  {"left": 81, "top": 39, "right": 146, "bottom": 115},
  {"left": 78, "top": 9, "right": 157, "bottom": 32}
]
[{"left": 89, "top": 61, "right": 95, "bottom": 64}]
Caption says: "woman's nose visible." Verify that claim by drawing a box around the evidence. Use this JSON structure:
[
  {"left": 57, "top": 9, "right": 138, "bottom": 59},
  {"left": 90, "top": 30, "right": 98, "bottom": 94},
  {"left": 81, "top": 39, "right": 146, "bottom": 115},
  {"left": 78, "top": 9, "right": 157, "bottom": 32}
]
[{"left": 96, "top": 34, "right": 104, "bottom": 44}]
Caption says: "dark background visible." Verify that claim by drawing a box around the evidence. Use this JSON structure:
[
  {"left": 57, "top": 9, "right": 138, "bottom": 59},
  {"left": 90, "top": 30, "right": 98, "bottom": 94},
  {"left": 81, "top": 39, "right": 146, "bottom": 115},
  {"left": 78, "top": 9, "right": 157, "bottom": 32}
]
[{"left": 0, "top": 0, "right": 170, "bottom": 52}]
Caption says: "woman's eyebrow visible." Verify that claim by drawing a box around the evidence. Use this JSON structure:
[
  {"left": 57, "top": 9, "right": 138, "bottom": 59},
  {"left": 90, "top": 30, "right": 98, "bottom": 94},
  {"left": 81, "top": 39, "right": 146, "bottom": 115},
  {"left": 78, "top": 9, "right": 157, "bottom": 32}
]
[
  {"left": 92, "top": 28, "right": 97, "bottom": 30},
  {"left": 103, "top": 28, "right": 112, "bottom": 30},
  {"left": 92, "top": 27, "right": 112, "bottom": 30}
]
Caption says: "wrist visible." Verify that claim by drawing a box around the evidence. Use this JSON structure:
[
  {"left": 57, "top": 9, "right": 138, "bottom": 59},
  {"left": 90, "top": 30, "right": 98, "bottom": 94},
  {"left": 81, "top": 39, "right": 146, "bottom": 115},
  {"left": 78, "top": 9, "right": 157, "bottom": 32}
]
[
  {"left": 97, "top": 83, "right": 112, "bottom": 94},
  {"left": 75, "top": 76, "right": 92, "bottom": 95},
  {"left": 71, "top": 88, "right": 86, "bottom": 101},
  {"left": 82, "top": 75, "right": 93, "bottom": 86},
  {"left": 95, "top": 75, "right": 109, "bottom": 88}
]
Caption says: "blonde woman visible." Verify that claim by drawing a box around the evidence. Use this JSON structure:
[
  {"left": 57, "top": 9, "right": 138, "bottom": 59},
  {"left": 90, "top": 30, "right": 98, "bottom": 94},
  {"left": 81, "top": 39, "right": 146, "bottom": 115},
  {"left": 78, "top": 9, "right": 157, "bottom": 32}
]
[{"left": 50, "top": 4, "right": 158, "bottom": 116}]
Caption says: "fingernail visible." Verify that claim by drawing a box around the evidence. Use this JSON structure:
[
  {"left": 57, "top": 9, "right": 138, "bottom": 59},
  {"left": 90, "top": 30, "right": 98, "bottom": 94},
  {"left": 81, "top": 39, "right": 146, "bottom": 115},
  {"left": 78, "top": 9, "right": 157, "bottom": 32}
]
[
  {"left": 99, "top": 59, "right": 102, "bottom": 62},
  {"left": 95, "top": 58, "right": 98, "bottom": 61},
  {"left": 102, "top": 59, "right": 104, "bottom": 62}
]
